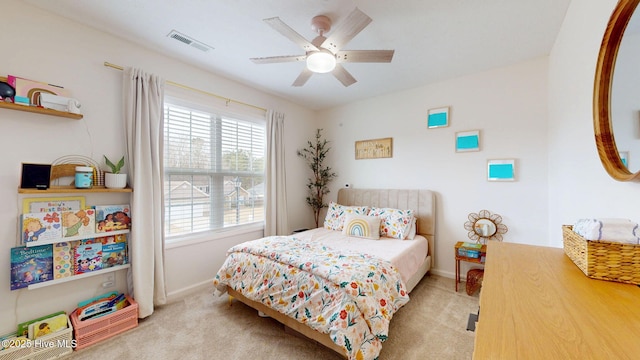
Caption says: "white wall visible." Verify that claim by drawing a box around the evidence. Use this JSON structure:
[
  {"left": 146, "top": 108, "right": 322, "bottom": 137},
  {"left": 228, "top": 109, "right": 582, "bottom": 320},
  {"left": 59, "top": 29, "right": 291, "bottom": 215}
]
[
  {"left": 319, "top": 58, "right": 550, "bottom": 278},
  {"left": 547, "top": 0, "right": 640, "bottom": 246},
  {"left": 0, "top": 1, "right": 316, "bottom": 334}
]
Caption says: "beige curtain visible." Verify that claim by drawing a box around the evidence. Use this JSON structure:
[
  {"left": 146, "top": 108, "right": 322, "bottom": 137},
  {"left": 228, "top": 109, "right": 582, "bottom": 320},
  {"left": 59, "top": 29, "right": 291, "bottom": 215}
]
[
  {"left": 122, "top": 67, "right": 167, "bottom": 318},
  {"left": 265, "top": 110, "right": 289, "bottom": 235}
]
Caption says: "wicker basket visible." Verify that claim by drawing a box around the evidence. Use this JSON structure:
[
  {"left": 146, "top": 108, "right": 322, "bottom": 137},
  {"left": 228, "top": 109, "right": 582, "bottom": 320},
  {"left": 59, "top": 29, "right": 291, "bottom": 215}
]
[{"left": 562, "top": 225, "right": 640, "bottom": 284}]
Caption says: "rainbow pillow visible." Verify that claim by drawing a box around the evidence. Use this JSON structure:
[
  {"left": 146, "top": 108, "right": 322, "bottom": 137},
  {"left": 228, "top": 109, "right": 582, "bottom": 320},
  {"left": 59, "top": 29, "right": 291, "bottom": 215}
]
[{"left": 342, "top": 214, "right": 381, "bottom": 240}]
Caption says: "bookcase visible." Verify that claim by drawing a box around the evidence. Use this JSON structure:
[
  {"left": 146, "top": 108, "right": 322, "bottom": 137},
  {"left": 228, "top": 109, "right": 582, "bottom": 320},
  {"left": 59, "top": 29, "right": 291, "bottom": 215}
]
[{"left": 14, "top": 187, "right": 132, "bottom": 290}]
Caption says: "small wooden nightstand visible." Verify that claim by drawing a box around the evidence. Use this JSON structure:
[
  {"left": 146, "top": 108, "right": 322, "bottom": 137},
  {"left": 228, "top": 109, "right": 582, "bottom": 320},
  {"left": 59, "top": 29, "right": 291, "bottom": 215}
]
[{"left": 454, "top": 241, "right": 487, "bottom": 292}]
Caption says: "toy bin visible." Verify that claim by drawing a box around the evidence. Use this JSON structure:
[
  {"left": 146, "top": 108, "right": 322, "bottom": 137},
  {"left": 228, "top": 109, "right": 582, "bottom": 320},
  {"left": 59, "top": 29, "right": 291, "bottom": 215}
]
[
  {"left": 70, "top": 295, "right": 138, "bottom": 350},
  {"left": 0, "top": 316, "right": 73, "bottom": 360}
]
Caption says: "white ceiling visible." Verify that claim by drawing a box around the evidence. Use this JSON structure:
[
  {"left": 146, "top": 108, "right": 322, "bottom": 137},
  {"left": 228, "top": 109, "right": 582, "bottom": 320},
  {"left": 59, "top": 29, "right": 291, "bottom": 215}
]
[{"left": 23, "top": 0, "right": 571, "bottom": 110}]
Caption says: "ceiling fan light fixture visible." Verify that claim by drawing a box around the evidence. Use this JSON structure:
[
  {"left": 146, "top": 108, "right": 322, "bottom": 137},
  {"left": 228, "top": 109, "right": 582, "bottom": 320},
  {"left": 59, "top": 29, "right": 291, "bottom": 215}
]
[{"left": 306, "top": 51, "right": 336, "bottom": 73}]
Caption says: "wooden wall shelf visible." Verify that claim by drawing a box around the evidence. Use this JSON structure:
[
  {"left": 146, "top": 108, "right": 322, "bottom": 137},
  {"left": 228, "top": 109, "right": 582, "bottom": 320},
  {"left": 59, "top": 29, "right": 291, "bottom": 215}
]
[
  {"left": 18, "top": 186, "right": 132, "bottom": 194},
  {"left": 0, "top": 101, "right": 83, "bottom": 119}
]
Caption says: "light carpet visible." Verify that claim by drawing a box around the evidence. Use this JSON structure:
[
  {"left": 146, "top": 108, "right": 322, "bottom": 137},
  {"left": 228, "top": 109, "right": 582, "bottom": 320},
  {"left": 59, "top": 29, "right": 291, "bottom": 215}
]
[{"left": 67, "top": 274, "right": 479, "bottom": 360}]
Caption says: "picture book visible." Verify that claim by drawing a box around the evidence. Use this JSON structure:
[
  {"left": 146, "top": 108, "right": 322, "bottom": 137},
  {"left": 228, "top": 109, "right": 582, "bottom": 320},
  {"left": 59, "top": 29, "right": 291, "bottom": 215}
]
[
  {"left": 0, "top": 333, "right": 28, "bottom": 350},
  {"left": 461, "top": 242, "right": 482, "bottom": 249},
  {"left": 96, "top": 233, "right": 127, "bottom": 244},
  {"left": 95, "top": 204, "right": 131, "bottom": 232},
  {"left": 73, "top": 243, "right": 102, "bottom": 274},
  {"left": 76, "top": 292, "right": 128, "bottom": 321},
  {"left": 78, "top": 291, "right": 118, "bottom": 308},
  {"left": 53, "top": 241, "right": 75, "bottom": 279},
  {"left": 21, "top": 211, "right": 62, "bottom": 243},
  {"left": 101, "top": 242, "right": 127, "bottom": 268},
  {"left": 10, "top": 245, "right": 54, "bottom": 290},
  {"left": 16, "top": 310, "right": 65, "bottom": 338},
  {"left": 22, "top": 196, "right": 85, "bottom": 215},
  {"left": 28, "top": 313, "right": 68, "bottom": 339},
  {"left": 61, "top": 208, "right": 95, "bottom": 237}
]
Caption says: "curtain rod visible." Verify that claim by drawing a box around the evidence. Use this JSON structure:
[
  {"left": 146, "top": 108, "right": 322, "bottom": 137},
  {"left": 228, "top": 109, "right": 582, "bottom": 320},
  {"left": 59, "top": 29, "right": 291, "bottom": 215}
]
[{"left": 103, "top": 61, "right": 267, "bottom": 113}]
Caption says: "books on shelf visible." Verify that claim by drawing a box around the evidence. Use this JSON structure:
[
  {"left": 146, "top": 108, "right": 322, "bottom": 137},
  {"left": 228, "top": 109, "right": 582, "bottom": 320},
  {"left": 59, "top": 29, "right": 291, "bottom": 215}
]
[
  {"left": 458, "top": 242, "right": 485, "bottom": 259},
  {"left": 73, "top": 242, "right": 102, "bottom": 274},
  {"left": 10, "top": 198, "right": 132, "bottom": 290},
  {"left": 61, "top": 209, "right": 96, "bottom": 238},
  {"left": 53, "top": 242, "right": 74, "bottom": 279},
  {"left": 95, "top": 204, "right": 131, "bottom": 233},
  {"left": 100, "top": 241, "right": 127, "bottom": 268},
  {"left": 10, "top": 245, "right": 54, "bottom": 290},
  {"left": 21, "top": 211, "right": 62, "bottom": 243},
  {"left": 461, "top": 242, "right": 482, "bottom": 249}
]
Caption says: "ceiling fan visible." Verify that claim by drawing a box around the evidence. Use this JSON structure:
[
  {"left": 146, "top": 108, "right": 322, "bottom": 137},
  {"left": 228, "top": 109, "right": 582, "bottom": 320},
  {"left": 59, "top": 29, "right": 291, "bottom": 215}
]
[{"left": 250, "top": 8, "right": 394, "bottom": 87}]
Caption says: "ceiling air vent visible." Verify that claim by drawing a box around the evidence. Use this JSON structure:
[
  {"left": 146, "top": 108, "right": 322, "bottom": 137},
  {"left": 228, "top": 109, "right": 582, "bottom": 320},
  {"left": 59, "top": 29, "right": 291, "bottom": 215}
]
[{"left": 167, "top": 30, "right": 214, "bottom": 52}]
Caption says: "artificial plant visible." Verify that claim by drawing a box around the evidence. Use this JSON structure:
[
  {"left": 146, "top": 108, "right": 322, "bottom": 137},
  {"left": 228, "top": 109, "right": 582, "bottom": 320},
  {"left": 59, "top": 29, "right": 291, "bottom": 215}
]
[
  {"left": 297, "top": 128, "right": 338, "bottom": 228},
  {"left": 104, "top": 155, "right": 125, "bottom": 174}
]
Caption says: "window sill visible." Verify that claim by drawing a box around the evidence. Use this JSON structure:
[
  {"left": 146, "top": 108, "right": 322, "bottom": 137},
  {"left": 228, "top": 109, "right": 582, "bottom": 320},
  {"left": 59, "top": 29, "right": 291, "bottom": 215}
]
[{"left": 165, "top": 222, "right": 264, "bottom": 249}]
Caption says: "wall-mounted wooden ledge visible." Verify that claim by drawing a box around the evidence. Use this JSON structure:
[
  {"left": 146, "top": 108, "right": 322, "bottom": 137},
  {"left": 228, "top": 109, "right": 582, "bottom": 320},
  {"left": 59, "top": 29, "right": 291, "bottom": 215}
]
[
  {"left": 0, "top": 101, "right": 83, "bottom": 119},
  {"left": 19, "top": 186, "right": 132, "bottom": 194}
]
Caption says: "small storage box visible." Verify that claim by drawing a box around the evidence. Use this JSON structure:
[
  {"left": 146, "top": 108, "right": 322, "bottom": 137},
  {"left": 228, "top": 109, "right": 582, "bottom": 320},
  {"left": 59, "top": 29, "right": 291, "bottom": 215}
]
[
  {"left": 70, "top": 295, "right": 138, "bottom": 350},
  {"left": 562, "top": 225, "right": 640, "bottom": 284},
  {"left": 0, "top": 316, "right": 73, "bottom": 360}
]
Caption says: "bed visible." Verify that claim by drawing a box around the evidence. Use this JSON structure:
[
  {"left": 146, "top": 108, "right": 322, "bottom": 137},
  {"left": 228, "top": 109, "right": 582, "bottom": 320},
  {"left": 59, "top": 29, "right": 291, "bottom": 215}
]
[{"left": 213, "top": 188, "right": 435, "bottom": 360}]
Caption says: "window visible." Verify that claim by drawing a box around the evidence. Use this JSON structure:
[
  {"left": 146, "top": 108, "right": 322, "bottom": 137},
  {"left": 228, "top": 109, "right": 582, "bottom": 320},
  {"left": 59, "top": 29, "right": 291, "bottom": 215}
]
[{"left": 163, "top": 99, "right": 265, "bottom": 239}]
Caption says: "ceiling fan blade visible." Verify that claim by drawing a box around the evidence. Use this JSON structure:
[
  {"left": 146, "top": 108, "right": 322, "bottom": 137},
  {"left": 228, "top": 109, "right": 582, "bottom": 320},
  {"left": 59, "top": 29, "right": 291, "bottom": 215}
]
[
  {"left": 292, "top": 68, "right": 314, "bottom": 87},
  {"left": 332, "top": 64, "right": 357, "bottom": 87},
  {"left": 264, "top": 17, "right": 319, "bottom": 52},
  {"left": 250, "top": 55, "right": 306, "bottom": 64},
  {"left": 321, "top": 8, "right": 372, "bottom": 53},
  {"left": 336, "top": 50, "right": 394, "bottom": 63}
]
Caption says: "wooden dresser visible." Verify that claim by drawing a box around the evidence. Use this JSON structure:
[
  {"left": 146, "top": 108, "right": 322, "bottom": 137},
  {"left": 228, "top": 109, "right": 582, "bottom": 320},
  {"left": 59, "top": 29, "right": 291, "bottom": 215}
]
[{"left": 474, "top": 241, "right": 640, "bottom": 359}]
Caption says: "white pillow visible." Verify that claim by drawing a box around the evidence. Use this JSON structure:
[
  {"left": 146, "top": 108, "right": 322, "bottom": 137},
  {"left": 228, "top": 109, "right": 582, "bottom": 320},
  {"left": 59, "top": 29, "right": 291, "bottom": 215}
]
[
  {"left": 342, "top": 214, "right": 381, "bottom": 240},
  {"left": 405, "top": 218, "right": 417, "bottom": 240},
  {"left": 369, "top": 207, "right": 415, "bottom": 240},
  {"left": 323, "top": 201, "right": 369, "bottom": 231}
]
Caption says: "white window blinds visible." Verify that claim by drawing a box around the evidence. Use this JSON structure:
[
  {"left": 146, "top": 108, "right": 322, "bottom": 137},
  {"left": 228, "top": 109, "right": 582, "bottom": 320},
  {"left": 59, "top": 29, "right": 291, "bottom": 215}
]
[{"left": 163, "top": 101, "right": 265, "bottom": 237}]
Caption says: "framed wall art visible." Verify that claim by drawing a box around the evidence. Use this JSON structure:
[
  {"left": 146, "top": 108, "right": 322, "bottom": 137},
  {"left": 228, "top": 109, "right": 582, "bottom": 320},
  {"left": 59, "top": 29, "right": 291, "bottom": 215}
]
[
  {"left": 455, "top": 130, "right": 480, "bottom": 152},
  {"left": 487, "top": 159, "right": 515, "bottom": 181},
  {"left": 427, "top": 106, "right": 450, "bottom": 128},
  {"left": 355, "top": 137, "right": 393, "bottom": 160}
]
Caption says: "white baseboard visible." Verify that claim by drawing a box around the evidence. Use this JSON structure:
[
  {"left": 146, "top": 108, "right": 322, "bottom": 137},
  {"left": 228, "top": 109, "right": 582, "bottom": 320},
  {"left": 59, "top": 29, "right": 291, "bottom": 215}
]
[
  {"left": 166, "top": 279, "right": 214, "bottom": 304},
  {"left": 430, "top": 268, "right": 455, "bottom": 279}
]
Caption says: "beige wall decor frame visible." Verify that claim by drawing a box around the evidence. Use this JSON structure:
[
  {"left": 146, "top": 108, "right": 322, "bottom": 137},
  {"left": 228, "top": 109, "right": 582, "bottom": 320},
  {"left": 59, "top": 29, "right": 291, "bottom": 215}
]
[{"left": 355, "top": 137, "right": 393, "bottom": 159}]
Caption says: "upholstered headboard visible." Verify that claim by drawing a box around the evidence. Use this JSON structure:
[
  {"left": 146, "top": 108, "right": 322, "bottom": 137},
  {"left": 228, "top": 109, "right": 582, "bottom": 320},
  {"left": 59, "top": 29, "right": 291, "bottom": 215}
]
[{"left": 337, "top": 188, "right": 436, "bottom": 260}]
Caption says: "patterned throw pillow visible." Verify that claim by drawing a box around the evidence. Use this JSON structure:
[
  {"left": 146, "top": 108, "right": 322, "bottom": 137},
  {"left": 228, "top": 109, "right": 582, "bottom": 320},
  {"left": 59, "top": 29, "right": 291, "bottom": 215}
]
[
  {"left": 342, "top": 214, "right": 381, "bottom": 240},
  {"left": 368, "top": 207, "right": 415, "bottom": 239},
  {"left": 323, "top": 202, "right": 370, "bottom": 231}
]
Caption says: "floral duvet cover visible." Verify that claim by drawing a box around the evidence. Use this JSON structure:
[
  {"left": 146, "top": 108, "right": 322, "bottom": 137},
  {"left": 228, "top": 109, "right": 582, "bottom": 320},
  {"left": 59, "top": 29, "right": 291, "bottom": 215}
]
[{"left": 213, "top": 236, "right": 410, "bottom": 360}]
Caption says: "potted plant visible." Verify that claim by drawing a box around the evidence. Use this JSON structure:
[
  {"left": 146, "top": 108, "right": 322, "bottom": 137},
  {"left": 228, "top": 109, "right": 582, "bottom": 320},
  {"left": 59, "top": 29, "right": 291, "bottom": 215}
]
[
  {"left": 104, "top": 155, "right": 127, "bottom": 189},
  {"left": 297, "top": 129, "right": 338, "bottom": 228}
]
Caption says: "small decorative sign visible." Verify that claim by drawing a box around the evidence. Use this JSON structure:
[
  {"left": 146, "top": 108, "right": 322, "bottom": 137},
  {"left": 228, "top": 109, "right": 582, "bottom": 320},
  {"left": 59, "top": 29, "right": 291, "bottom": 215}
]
[{"left": 355, "top": 137, "right": 393, "bottom": 160}]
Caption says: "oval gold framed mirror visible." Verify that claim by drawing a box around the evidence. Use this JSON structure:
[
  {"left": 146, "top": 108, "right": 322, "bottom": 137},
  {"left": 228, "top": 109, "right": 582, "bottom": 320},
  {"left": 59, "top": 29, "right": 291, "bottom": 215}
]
[{"left": 594, "top": 0, "right": 640, "bottom": 181}]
